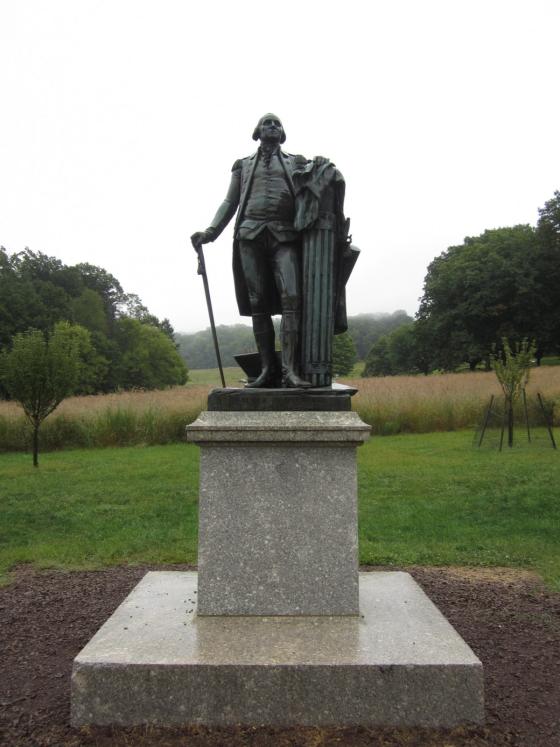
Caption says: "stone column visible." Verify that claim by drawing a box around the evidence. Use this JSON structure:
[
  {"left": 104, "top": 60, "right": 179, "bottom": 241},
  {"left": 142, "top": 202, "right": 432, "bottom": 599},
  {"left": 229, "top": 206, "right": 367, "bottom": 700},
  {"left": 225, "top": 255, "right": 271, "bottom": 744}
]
[{"left": 186, "top": 410, "right": 371, "bottom": 616}]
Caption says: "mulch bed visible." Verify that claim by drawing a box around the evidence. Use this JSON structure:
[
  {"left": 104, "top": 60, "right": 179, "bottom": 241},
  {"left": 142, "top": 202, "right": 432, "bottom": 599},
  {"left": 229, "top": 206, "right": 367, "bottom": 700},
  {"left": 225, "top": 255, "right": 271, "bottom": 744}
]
[{"left": 1, "top": 564, "right": 559, "bottom": 746}]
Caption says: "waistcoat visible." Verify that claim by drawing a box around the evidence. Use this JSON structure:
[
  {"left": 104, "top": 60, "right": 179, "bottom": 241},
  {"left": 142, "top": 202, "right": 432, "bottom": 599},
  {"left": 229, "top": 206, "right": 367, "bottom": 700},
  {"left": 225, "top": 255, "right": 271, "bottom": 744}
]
[{"left": 243, "top": 152, "right": 295, "bottom": 223}]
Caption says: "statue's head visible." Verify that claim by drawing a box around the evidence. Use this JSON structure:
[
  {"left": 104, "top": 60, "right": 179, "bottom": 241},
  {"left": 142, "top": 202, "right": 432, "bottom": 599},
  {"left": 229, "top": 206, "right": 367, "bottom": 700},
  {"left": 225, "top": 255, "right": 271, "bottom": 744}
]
[{"left": 252, "top": 113, "right": 286, "bottom": 144}]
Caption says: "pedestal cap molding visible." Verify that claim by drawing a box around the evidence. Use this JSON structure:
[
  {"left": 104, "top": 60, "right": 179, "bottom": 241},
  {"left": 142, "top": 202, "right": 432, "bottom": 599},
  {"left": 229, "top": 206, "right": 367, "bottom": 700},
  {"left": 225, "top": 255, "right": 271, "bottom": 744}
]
[{"left": 186, "top": 410, "right": 371, "bottom": 444}]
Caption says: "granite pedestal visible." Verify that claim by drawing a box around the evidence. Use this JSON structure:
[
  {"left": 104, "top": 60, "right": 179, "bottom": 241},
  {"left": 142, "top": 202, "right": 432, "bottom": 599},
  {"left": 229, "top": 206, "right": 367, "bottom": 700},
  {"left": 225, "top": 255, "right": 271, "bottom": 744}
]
[
  {"left": 71, "top": 398, "right": 484, "bottom": 727},
  {"left": 187, "top": 409, "right": 369, "bottom": 615}
]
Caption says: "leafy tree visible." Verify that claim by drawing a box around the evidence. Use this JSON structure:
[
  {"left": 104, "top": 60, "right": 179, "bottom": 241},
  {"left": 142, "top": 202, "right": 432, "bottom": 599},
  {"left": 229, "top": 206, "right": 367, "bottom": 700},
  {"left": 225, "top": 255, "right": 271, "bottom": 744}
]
[
  {"left": 332, "top": 332, "right": 357, "bottom": 376},
  {"left": 534, "top": 191, "right": 560, "bottom": 359},
  {"left": 63, "top": 323, "right": 110, "bottom": 395},
  {"left": 0, "top": 247, "right": 23, "bottom": 348},
  {"left": 362, "top": 335, "right": 392, "bottom": 377},
  {"left": 387, "top": 324, "right": 419, "bottom": 374},
  {"left": 157, "top": 318, "right": 177, "bottom": 344},
  {"left": 70, "top": 288, "right": 109, "bottom": 335},
  {"left": 14, "top": 249, "right": 65, "bottom": 281},
  {"left": 0, "top": 248, "right": 179, "bottom": 394},
  {"left": 346, "top": 311, "right": 413, "bottom": 360},
  {"left": 111, "top": 318, "right": 188, "bottom": 390},
  {"left": 408, "top": 319, "right": 433, "bottom": 375},
  {"left": 74, "top": 262, "right": 126, "bottom": 325},
  {"left": 0, "top": 323, "right": 82, "bottom": 466},
  {"left": 0, "top": 248, "right": 74, "bottom": 345},
  {"left": 491, "top": 338, "right": 536, "bottom": 447},
  {"left": 123, "top": 293, "right": 177, "bottom": 345},
  {"left": 362, "top": 324, "right": 419, "bottom": 376},
  {"left": 417, "top": 226, "right": 542, "bottom": 370}
]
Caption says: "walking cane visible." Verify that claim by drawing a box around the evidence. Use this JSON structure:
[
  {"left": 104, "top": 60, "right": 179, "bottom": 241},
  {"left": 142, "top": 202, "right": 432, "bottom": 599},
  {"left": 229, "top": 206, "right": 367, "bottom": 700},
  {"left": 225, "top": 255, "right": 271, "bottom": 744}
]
[{"left": 192, "top": 242, "right": 226, "bottom": 388}]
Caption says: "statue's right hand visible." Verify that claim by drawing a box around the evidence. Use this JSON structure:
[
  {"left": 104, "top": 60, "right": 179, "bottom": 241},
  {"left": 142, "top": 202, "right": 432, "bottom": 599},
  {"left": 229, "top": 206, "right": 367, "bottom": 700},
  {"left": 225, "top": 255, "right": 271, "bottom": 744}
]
[{"left": 190, "top": 230, "right": 212, "bottom": 251}]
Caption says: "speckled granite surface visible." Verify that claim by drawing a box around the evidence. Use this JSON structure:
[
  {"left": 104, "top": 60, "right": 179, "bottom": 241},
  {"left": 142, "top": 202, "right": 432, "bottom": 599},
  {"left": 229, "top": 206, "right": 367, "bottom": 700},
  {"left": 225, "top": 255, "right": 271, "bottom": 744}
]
[{"left": 71, "top": 571, "right": 484, "bottom": 727}]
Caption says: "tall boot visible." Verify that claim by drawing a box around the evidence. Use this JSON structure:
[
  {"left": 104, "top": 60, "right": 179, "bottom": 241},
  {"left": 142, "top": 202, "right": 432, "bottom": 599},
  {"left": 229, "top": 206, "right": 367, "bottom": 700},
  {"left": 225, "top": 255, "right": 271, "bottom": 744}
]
[
  {"left": 245, "top": 313, "right": 278, "bottom": 388},
  {"left": 281, "top": 311, "right": 312, "bottom": 388}
]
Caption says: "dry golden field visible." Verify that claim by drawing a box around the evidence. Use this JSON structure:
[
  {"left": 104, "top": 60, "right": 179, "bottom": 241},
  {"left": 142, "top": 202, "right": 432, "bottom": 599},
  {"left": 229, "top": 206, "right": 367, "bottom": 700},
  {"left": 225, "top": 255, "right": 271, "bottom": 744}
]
[
  {"left": 0, "top": 385, "right": 210, "bottom": 421},
  {"left": 0, "top": 386, "right": 210, "bottom": 451},
  {"left": 346, "top": 366, "right": 560, "bottom": 434},
  {"left": 0, "top": 367, "right": 558, "bottom": 450}
]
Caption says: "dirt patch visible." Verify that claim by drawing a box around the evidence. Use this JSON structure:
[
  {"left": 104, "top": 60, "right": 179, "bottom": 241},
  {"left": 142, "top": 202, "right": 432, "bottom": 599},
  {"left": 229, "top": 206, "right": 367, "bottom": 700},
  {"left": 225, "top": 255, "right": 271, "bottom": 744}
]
[
  {"left": 407, "top": 566, "right": 543, "bottom": 587},
  {"left": 415, "top": 566, "right": 544, "bottom": 586},
  {"left": 1, "top": 564, "right": 559, "bottom": 746}
]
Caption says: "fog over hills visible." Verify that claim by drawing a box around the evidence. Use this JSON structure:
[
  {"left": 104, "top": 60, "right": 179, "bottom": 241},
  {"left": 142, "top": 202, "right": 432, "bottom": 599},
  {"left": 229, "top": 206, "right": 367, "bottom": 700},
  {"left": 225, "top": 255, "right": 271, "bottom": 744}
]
[{"left": 176, "top": 311, "right": 412, "bottom": 369}]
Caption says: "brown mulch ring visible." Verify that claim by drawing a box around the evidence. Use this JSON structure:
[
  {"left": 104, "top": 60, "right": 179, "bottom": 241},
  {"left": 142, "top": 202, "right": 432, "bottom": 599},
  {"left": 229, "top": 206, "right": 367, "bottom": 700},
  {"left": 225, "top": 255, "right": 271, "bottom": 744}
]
[{"left": 1, "top": 564, "right": 559, "bottom": 747}]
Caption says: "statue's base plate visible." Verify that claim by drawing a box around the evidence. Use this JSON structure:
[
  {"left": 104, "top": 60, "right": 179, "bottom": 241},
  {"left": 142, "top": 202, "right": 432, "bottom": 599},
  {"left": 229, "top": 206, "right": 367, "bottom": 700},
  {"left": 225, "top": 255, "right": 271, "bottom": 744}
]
[
  {"left": 208, "top": 383, "right": 357, "bottom": 412},
  {"left": 71, "top": 571, "right": 484, "bottom": 727}
]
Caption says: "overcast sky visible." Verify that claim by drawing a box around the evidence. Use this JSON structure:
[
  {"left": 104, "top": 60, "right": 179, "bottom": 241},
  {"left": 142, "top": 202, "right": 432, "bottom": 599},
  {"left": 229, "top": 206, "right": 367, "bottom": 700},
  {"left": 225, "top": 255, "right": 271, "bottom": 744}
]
[{"left": 1, "top": 0, "right": 559, "bottom": 333}]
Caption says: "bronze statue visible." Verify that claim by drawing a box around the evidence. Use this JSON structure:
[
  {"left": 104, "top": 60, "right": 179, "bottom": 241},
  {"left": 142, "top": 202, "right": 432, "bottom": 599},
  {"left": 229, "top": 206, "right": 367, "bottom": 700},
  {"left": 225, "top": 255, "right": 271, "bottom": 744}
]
[{"left": 191, "top": 114, "right": 358, "bottom": 389}]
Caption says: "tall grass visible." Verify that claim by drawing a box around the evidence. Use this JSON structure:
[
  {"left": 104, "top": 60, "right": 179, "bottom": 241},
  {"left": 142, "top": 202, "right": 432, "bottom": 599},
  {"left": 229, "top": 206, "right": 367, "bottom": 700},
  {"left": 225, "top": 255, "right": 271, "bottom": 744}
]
[
  {"left": 347, "top": 367, "right": 560, "bottom": 435},
  {"left": 0, "top": 367, "right": 558, "bottom": 451},
  {"left": 0, "top": 387, "right": 209, "bottom": 452}
]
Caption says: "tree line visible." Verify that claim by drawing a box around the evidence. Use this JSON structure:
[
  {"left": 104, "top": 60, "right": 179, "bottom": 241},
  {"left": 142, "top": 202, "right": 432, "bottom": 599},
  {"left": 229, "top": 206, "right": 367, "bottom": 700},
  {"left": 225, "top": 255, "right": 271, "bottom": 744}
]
[
  {"left": 3, "top": 187, "right": 558, "bottom": 395},
  {"left": 176, "top": 311, "right": 412, "bottom": 374},
  {"left": 363, "top": 191, "right": 560, "bottom": 376},
  {"left": 0, "top": 248, "right": 188, "bottom": 396}
]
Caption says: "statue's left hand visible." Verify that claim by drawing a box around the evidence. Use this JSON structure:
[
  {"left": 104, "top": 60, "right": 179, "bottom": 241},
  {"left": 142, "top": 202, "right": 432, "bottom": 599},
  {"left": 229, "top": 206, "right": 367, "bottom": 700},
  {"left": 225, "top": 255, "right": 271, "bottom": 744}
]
[{"left": 313, "top": 155, "right": 330, "bottom": 166}]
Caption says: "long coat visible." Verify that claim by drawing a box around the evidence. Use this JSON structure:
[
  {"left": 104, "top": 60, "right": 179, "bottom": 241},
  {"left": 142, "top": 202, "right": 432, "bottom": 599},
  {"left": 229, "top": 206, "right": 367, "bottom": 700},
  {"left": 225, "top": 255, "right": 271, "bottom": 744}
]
[{"left": 206, "top": 149, "right": 308, "bottom": 316}]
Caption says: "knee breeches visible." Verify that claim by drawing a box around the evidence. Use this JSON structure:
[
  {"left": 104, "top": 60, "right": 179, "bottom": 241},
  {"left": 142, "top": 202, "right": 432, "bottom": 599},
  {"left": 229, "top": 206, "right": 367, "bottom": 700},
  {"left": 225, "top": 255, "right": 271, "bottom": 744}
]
[{"left": 238, "top": 232, "right": 301, "bottom": 314}]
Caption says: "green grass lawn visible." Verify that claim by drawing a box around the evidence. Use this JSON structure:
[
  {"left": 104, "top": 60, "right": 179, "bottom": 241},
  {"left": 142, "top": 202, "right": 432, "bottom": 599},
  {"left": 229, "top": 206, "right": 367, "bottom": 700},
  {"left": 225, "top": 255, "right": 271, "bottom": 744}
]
[
  {"left": 1, "top": 433, "right": 558, "bottom": 587},
  {"left": 186, "top": 366, "right": 245, "bottom": 387},
  {"left": 186, "top": 360, "right": 366, "bottom": 385},
  {"left": 0, "top": 444, "right": 199, "bottom": 580},
  {"left": 359, "top": 432, "right": 560, "bottom": 588}
]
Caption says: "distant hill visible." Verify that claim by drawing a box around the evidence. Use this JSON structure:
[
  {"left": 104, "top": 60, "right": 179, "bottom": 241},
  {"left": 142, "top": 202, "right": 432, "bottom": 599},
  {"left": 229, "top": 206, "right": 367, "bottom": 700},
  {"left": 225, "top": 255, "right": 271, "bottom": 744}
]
[
  {"left": 176, "top": 323, "right": 265, "bottom": 370},
  {"left": 346, "top": 311, "right": 413, "bottom": 359},
  {"left": 176, "top": 312, "right": 412, "bottom": 369}
]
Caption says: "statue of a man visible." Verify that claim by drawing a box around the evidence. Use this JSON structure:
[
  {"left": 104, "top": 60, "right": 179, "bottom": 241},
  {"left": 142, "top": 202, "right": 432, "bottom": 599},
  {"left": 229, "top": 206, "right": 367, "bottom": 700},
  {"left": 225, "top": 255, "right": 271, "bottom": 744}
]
[
  {"left": 191, "top": 113, "right": 315, "bottom": 388},
  {"left": 191, "top": 114, "right": 357, "bottom": 389}
]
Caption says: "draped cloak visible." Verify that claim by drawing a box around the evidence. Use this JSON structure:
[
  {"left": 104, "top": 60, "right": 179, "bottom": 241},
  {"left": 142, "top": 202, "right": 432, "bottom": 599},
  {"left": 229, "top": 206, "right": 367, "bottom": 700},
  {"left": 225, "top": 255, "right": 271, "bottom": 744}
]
[{"left": 292, "top": 160, "right": 360, "bottom": 385}]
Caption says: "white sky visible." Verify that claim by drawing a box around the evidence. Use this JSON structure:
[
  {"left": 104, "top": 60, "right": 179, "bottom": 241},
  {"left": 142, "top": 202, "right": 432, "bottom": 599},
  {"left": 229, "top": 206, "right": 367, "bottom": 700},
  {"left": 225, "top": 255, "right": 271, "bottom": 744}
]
[{"left": 1, "top": 0, "right": 559, "bottom": 333}]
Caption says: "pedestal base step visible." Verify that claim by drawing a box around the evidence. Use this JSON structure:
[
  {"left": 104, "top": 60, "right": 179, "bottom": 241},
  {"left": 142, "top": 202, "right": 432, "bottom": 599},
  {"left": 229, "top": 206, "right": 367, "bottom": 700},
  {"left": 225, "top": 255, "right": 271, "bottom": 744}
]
[{"left": 71, "top": 571, "right": 484, "bottom": 727}]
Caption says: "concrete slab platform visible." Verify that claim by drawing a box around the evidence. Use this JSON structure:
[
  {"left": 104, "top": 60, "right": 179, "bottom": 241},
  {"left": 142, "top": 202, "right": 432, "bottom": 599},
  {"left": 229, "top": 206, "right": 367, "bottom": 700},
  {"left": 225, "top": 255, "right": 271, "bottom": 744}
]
[{"left": 71, "top": 571, "right": 484, "bottom": 727}]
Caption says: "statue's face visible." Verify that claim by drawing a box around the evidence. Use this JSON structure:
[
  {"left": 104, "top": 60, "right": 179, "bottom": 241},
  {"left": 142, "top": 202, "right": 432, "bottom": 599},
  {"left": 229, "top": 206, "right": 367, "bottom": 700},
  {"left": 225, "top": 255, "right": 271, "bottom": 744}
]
[{"left": 258, "top": 115, "right": 283, "bottom": 143}]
